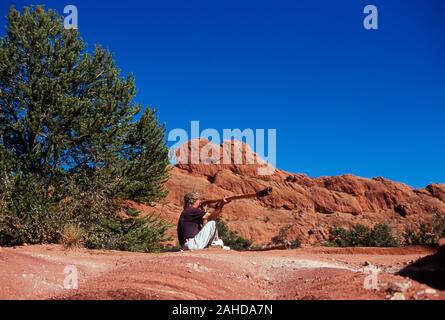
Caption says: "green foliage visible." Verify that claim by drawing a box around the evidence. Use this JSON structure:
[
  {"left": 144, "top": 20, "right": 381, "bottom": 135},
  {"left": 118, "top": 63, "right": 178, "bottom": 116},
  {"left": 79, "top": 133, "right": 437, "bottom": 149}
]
[
  {"left": 118, "top": 215, "right": 172, "bottom": 252},
  {"left": 403, "top": 210, "right": 445, "bottom": 246},
  {"left": 327, "top": 223, "right": 400, "bottom": 247},
  {"left": 0, "top": 174, "right": 60, "bottom": 245},
  {"left": 0, "top": 6, "right": 170, "bottom": 251},
  {"left": 270, "top": 224, "right": 301, "bottom": 248},
  {"left": 289, "top": 238, "right": 302, "bottom": 249},
  {"left": 217, "top": 219, "right": 252, "bottom": 251},
  {"left": 84, "top": 214, "right": 171, "bottom": 253},
  {"left": 0, "top": 171, "right": 171, "bottom": 251}
]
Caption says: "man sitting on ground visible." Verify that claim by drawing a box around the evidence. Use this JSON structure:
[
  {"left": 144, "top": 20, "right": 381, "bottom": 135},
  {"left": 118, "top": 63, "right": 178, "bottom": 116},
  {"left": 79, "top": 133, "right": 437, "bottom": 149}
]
[{"left": 177, "top": 191, "right": 229, "bottom": 250}]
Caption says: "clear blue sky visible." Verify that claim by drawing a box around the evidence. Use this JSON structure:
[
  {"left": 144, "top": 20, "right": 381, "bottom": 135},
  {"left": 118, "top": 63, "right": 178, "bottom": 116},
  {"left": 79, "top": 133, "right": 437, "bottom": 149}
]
[{"left": 1, "top": 0, "right": 444, "bottom": 188}]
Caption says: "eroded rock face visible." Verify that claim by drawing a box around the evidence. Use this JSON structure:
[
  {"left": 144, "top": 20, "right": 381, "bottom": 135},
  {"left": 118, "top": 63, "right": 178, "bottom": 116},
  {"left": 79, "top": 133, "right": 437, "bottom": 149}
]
[
  {"left": 141, "top": 139, "right": 445, "bottom": 246},
  {"left": 426, "top": 184, "right": 445, "bottom": 203},
  {"left": 174, "top": 139, "right": 275, "bottom": 177}
]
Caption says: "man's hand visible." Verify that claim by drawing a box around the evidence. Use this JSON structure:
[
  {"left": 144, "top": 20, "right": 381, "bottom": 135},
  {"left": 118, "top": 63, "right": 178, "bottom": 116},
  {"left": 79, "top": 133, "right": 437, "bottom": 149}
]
[
  {"left": 217, "top": 197, "right": 230, "bottom": 208},
  {"left": 203, "top": 197, "right": 230, "bottom": 222}
]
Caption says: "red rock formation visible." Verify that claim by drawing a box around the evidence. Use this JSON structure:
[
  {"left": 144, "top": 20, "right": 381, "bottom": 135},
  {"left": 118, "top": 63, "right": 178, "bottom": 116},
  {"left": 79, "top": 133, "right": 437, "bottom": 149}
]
[{"left": 138, "top": 139, "right": 445, "bottom": 246}]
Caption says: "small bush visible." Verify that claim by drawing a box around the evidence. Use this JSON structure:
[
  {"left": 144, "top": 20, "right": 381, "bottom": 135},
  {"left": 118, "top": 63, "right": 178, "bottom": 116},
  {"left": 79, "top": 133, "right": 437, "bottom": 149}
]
[
  {"left": 270, "top": 224, "right": 301, "bottom": 248},
  {"left": 217, "top": 219, "right": 252, "bottom": 251},
  {"left": 368, "top": 223, "right": 400, "bottom": 247},
  {"left": 117, "top": 215, "right": 172, "bottom": 252},
  {"left": 61, "top": 224, "right": 84, "bottom": 248},
  {"left": 327, "top": 223, "right": 400, "bottom": 247},
  {"left": 289, "top": 238, "right": 301, "bottom": 249},
  {"left": 403, "top": 211, "right": 445, "bottom": 246}
]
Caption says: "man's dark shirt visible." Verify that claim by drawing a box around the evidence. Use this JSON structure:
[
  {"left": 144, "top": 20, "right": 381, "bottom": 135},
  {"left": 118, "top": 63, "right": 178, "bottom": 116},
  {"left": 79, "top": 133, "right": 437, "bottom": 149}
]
[{"left": 177, "top": 207, "right": 206, "bottom": 247}]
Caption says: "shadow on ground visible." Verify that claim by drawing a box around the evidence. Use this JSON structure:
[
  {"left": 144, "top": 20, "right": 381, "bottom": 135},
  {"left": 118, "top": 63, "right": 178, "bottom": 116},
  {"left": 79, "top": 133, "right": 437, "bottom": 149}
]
[{"left": 398, "top": 246, "right": 445, "bottom": 290}]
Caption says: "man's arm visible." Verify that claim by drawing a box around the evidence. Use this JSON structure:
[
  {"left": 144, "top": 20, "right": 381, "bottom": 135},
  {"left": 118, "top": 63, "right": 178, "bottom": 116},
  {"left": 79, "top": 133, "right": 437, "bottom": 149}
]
[{"left": 202, "top": 198, "right": 229, "bottom": 223}]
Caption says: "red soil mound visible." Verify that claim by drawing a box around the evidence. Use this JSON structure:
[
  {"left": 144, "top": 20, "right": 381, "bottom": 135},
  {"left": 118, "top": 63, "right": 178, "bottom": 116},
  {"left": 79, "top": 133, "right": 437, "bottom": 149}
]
[{"left": 1, "top": 245, "right": 444, "bottom": 300}]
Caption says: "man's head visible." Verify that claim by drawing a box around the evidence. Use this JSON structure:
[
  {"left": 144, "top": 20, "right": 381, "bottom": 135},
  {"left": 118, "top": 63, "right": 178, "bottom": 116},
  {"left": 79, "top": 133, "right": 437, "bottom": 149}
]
[{"left": 184, "top": 191, "right": 202, "bottom": 209}]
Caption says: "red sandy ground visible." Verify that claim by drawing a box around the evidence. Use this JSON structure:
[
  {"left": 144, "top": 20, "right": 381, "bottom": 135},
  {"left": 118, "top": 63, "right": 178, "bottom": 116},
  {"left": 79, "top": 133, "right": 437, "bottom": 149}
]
[{"left": 0, "top": 245, "right": 443, "bottom": 300}]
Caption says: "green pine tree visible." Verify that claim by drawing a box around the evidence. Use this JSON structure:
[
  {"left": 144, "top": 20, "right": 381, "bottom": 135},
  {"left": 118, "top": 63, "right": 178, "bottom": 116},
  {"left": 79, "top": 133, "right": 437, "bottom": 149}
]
[{"left": 0, "top": 5, "right": 171, "bottom": 250}]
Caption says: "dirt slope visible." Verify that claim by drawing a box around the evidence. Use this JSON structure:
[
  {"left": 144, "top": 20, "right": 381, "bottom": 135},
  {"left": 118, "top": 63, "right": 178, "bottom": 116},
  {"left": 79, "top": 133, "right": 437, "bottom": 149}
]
[{"left": 1, "top": 245, "right": 444, "bottom": 300}]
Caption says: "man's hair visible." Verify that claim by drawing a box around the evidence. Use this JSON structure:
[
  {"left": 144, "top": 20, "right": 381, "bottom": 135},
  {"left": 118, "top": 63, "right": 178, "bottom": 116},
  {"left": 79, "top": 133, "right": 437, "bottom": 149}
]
[{"left": 184, "top": 191, "right": 201, "bottom": 209}]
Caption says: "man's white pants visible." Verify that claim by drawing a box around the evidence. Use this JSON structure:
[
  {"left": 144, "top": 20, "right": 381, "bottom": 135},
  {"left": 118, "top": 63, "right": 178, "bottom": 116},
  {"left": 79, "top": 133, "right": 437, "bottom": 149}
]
[{"left": 183, "top": 220, "right": 218, "bottom": 250}]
